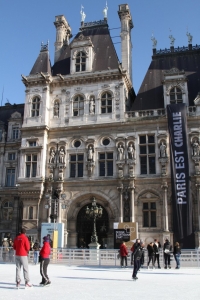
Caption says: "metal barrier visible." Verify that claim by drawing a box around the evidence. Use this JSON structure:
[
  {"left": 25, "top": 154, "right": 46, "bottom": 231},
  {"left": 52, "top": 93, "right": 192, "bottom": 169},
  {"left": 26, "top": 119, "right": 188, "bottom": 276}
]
[{"left": 0, "top": 247, "right": 200, "bottom": 267}]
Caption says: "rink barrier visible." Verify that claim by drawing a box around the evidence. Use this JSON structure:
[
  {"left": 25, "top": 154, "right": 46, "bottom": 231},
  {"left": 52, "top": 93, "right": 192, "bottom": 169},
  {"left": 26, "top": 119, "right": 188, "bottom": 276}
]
[{"left": 0, "top": 247, "right": 200, "bottom": 267}]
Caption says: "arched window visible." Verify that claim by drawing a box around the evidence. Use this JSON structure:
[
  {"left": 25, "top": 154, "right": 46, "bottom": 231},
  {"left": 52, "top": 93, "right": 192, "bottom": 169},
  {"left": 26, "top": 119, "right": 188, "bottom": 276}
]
[
  {"left": 170, "top": 87, "right": 182, "bottom": 104},
  {"left": 73, "top": 95, "right": 84, "bottom": 116},
  {"left": 75, "top": 51, "right": 86, "bottom": 72},
  {"left": 29, "top": 206, "right": 33, "bottom": 219},
  {"left": 2, "top": 201, "right": 13, "bottom": 220},
  {"left": 31, "top": 97, "right": 40, "bottom": 117},
  {"left": 101, "top": 92, "right": 112, "bottom": 113}
]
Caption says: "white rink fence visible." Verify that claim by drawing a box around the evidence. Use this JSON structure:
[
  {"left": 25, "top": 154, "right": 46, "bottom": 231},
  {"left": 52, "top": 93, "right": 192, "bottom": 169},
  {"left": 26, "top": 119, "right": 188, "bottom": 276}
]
[{"left": 1, "top": 247, "right": 200, "bottom": 268}]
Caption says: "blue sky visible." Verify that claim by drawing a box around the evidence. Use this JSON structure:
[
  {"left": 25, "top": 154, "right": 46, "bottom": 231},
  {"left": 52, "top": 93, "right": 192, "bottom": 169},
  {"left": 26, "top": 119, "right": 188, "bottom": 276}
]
[{"left": 0, "top": 0, "right": 200, "bottom": 105}]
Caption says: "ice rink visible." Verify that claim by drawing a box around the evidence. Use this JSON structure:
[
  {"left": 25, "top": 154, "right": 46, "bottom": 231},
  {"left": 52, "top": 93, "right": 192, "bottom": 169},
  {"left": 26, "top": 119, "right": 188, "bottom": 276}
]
[{"left": 0, "top": 263, "right": 200, "bottom": 300}]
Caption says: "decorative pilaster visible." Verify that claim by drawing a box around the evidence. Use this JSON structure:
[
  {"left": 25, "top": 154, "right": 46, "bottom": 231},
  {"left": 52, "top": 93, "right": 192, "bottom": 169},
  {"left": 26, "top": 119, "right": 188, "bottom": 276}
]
[
  {"left": 161, "top": 182, "right": 169, "bottom": 232},
  {"left": 117, "top": 183, "right": 123, "bottom": 222},
  {"left": 128, "top": 181, "right": 135, "bottom": 222}
]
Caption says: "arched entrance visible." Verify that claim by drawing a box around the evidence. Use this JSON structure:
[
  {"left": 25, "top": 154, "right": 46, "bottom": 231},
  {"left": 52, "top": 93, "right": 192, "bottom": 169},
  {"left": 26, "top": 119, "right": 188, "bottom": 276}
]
[{"left": 76, "top": 202, "right": 109, "bottom": 249}]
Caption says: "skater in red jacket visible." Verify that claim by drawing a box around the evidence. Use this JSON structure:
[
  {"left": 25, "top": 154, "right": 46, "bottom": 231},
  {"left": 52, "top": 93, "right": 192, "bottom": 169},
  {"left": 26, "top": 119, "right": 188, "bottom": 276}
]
[{"left": 39, "top": 236, "right": 51, "bottom": 286}]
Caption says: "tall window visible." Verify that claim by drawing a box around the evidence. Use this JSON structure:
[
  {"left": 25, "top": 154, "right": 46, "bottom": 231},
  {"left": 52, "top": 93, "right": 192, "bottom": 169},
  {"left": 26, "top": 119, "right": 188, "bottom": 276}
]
[
  {"left": 31, "top": 97, "right": 40, "bottom": 117},
  {"left": 75, "top": 51, "right": 86, "bottom": 72},
  {"left": 139, "top": 135, "right": 156, "bottom": 174},
  {"left": 170, "top": 87, "right": 182, "bottom": 104},
  {"left": 8, "top": 153, "right": 16, "bottom": 160},
  {"left": 73, "top": 95, "right": 84, "bottom": 116},
  {"left": 99, "top": 152, "right": 113, "bottom": 176},
  {"left": 2, "top": 201, "right": 13, "bottom": 220},
  {"left": 70, "top": 154, "right": 84, "bottom": 177},
  {"left": 26, "top": 154, "right": 37, "bottom": 177},
  {"left": 101, "top": 92, "right": 112, "bottom": 113},
  {"left": 12, "top": 126, "right": 19, "bottom": 139},
  {"left": 143, "top": 202, "right": 156, "bottom": 227},
  {"left": 6, "top": 168, "right": 15, "bottom": 186},
  {"left": 29, "top": 206, "right": 33, "bottom": 219}
]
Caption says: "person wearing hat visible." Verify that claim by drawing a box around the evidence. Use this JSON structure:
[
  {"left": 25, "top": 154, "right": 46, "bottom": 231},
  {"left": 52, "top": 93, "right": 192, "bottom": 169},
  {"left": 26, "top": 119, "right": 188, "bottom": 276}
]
[{"left": 39, "top": 236, "right": 51, "bottom": 286}]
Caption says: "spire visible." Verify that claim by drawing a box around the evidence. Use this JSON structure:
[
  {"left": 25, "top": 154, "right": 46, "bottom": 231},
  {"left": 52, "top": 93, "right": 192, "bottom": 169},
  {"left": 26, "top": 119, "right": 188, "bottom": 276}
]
[{"left": 29, "top": 42, "right": 51, "bottom": 75}]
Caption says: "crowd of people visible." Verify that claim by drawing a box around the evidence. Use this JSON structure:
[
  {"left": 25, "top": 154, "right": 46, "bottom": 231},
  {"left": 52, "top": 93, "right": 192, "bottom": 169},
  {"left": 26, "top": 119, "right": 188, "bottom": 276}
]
[{"left": 119, "top": 238, "right": 181, "bottom": 280}]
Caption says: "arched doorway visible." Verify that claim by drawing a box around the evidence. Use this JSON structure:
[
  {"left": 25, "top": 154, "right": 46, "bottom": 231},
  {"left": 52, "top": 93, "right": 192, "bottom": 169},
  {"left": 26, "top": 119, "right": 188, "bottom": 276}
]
[{"left": 76, "top": 202, "right": 109, "bottom": 249}]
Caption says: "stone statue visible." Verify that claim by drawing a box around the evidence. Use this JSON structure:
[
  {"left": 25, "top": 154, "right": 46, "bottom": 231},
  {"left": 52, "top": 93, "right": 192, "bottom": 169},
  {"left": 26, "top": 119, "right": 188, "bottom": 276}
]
[
  {"left": 54, "top": 101, "right": 59, "bottom": 117},
  {"left": 2, "top": 131, "right": 6, "bottom": 142},
  {"left": 186, "top": 32, "right": 193, "bottom": 44},
  {"left": 117, "top": 144, "right": 124, "bottom": 161},
  {"left": 59, "top": 148, "right": 65, "bottom": 163},
  {"left": 160, "top": 142, "right": 167, "bottom": 158},
  {"left": 192, "top": 140, "right": 200, "bottom": 156},
  {"left": 87, "top": 146, "right": 93, "bottom": 161},
  {"left": 89, "top": 98, "right": 95, "bottom": 114},
  {"left": 127, "top": 143, "right": 134, "bottom": 160},
  {"left": 151, "top": 36, "right": 157, "bottom": 49},
  {"left": 103, "top": 2, "right": 108, "bottom": 18},
  {"left": 49, "top": 149, "right": 55, "bottom": 163},
  {"left": 80, "top": 6, "right": 86, "bottom": 22},
  {"left": 169, "top": 34, "right": 175, "bottom": 46}
]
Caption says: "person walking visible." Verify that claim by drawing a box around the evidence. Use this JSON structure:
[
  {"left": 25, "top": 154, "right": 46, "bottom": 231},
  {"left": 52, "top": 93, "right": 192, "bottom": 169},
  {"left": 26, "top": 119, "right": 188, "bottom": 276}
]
[
  {"left": 119, "top": 241, "right": 128, "bottom": 268},
  {"left": 153, "top": 239, "right": 161, "bottom": 268},
  {"left": 13, "top": 228, "right": 33, "bottom": 289},
  {"left": 39, "top": 236, "right": 51, "bottom": 286},
  {"left": 173, "top": 242, "right": 181, "bottom": 269},
  {"left": 2, "top": 238, "right": 9, "bottom": 262},
  {"left": 33, "top": 240, "right": 40, "bottom": 265},
  {"left": 163, "top": 239, "right": 172, "bottom": 269},
  {"left": 131, "top": 241, "right": 145, "bottom": 280},
  {"left": 147, "top": 242, "right": 155, "bottom": 269}
]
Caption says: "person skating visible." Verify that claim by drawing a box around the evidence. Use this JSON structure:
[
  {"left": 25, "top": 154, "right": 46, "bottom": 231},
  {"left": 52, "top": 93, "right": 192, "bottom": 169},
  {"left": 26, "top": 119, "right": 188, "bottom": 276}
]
[
  {"left": 163, "top": 239, "right": 172, "bottom": 269},
  {"left": 131, "top": 241, "right": 144, "bottom": 280},
  {"left": 39, "top": 236, "right": 51, "bottom": 286},
  {"left": 173, "top": 242, "right": 181, "bottom": 269},
  {"left": 153, "top": 239, "right": 161, "bottom": 268},
  {"left": 147, "top": 242, "right": 155, "bottom": 269}
]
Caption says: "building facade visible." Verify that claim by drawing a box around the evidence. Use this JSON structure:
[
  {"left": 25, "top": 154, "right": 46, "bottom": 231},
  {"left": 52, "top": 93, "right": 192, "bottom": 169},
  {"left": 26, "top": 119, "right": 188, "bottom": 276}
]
[{"left": 0, "top": 4, "right": 200, "bottom": 248}]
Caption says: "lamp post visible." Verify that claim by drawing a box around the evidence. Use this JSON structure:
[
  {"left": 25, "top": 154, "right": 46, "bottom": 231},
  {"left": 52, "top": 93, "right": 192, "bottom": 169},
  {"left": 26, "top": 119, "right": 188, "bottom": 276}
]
[{"left": 85, "top": 196, "right": 103, "bottom": 249}]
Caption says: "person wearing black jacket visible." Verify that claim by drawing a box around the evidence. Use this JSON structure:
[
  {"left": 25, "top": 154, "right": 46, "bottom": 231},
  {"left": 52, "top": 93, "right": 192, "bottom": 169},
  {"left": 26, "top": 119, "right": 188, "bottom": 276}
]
[
  {"left": 153, "top": 239, "right": 161, "bottom": 269},
  {"left": 131, "top": 241, "right": 144, "bottom": 280},
  {"left": 163, "top": 239, "right": 172, "bottom": 269},
  {"left": 147, "top": 242, "right": 155, "bottom": 269},
  {"left": 173, "top": 242, "right": 181, "bottom": 269}
]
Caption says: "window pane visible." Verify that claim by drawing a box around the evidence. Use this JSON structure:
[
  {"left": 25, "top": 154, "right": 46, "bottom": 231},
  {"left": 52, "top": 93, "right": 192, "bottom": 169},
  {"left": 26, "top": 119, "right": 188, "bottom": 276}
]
[
  {"left": 27, "top": 155, "right": 31, "bottom": 162},
  {"left": 99, "top": 162, "right": 105, "bottom": 176},
  {"left": 107, "top": 161, "right": 113, "bottom": 176},
  {"left": 148, "top": 135, "right": 155, "bottom": 143},
  {"left": 99, "top": 153, "right": 105, "bottom": 160},
  {"left": 33, "top": 155, "right": 37, "bottom": 161},
  {"left": 82, "top": 58, "right": 86, "bottom": 63},
  {"left": 140, "top": 136, "right": 146, "bottom": 144},
  {"left": 149, "top": 157, "right": 156, "bottom": 174},
  {"left": 170, "top": 94, "right": 175, "bottom": 100},
  {"left": 143, "top": 203, "right": 148, "bottom": 209},
  {"left": 70, "top": 164, "right": 76, "bottom": 177},
  {"left": 107, "top": 100, "right": 112, "bottom": 105},
  {"left": 140, "top": 146, "right": 146, "bottom": 154},
  {"left": 150, "top": 202, "right": 156, "bottom": 209},
  {"left": 78, "top": 155, "right": 83, "bottom": 161},
  {"left": 78, "top": 163, "right": 83, "bottom": 177},
  {"left": 71, "top": 155, "right": 76, "bottom": 162},
  {"left": 107, "top": 153, "right": 113, "bottom": 159},
  {"left": 32, "top": 163, "right": 37, "bottom": 177},
  {"left": 140, "top": 156, "right": 147, "bottom": 174},
  {"left": 29, "top": 207, "right": 33, "bottom": 219},
  {"left": 143, "top": 211, "right": 149, "bottom": 227},
  {"left": 76, "top": 65, "right": 80, "bottom": 72},
  {"left": 107, "top": 107, "right": 112, "bottom": 113},
  {"left": 177, "top": 94, "right": 182, "bottom": 100},
  {"left": 151, "top": 211, "right": 157, "bottom": 227},
  {"left": 101, "top": 108, "right": 106, "bottom": 113},
  {"left": 148, "top": 145, "right": 155, "bottom": 153},
  {"left": 101, "top": 100, "right": 106, "bottom": 106},
  {"left": 26, "top": 165, "right": 30, "bottom": 177}
]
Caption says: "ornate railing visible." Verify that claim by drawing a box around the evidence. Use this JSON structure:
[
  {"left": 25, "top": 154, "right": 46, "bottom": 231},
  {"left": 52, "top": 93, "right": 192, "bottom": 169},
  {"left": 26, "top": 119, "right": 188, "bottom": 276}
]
[{"left": 154, "top": 44, "right": 200, "bottom": 55}]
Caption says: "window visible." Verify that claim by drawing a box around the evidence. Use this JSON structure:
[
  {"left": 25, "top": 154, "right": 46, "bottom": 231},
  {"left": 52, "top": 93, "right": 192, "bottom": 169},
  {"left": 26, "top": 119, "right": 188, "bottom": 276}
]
[
  {"left": 73, "top": 95, "right": 84, "bottom": 116},
  {"left": 75, "top": 51, "right": 86, "bottom": 72},
  {"left": 102, "top": 138, "right": 110, "bottom": 146},
  {"left": 74, "top": 140, "right": 81, "bottom": 148},
  {"left": 12, "top": 127, "right": 19, "bottom": 139},
  {"left": 143, "top": 202, "right": 156, "bottom": 227},
  {"left": 29, "top": 141, "right": 37, "bottom": 147},
  {"left": 99, "top": 152, "right": 113, "bottom": 176},
  {"left": 29, "top": 206, "right": 33, "bottom": 219},
  {"left": 8, "top": 153, "right": 16, "bottom": 160},
  {"left": 31, "top": 97, "right": 40, "bottom": 117},
  {"left": 6, "top": 169, "right": 15, "bottom": 186},
  {"left": 101, "top": 92, "right": 112, "bottom": 113},
  {"left": 26, "top": 154, "right": 37, "bottom": 177},
  {"left": 70, "top": 154, "right": 84, "bottom": 177},
  {"left": 2, "top": 201, "right": 13, "bottom": 220},
  {"left": 139, "top": 135, "right": 156, "bottom": 174},
  {"left": 170, "top": 87, "right": 182, "bottom": 104}
]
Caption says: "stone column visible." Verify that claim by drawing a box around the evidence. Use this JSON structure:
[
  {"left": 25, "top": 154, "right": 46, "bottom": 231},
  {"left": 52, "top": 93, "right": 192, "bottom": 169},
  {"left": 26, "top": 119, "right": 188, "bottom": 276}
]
[
  {"left": 58, "top": 199, "right": 62, "bottom": 223},
  {"left": 195, "top": 182, "right": 200, "bottom": 248},
  {"left": 161, "top": 182, "right": 169, "bottom": 232},
  {"left": 117, "top": 184, "right": 123, "bottom": 223},
  {"left": 128, "top": 181, "right": 135, "bottom": 222}
]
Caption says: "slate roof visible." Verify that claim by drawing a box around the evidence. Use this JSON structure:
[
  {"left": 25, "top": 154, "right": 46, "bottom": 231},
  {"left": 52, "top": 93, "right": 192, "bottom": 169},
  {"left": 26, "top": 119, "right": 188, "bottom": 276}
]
[
  {"left": 52, "top": 22, "right": 119, "bottom": 76},
  {"left": 133, "top": 46, "right": 200, "bottom": 110},
  {"left": 30, "top": 48, "right": 52, "bottom": 75},
  {"left": 0, "top": 104, "right": 24, "bottom": 128}
]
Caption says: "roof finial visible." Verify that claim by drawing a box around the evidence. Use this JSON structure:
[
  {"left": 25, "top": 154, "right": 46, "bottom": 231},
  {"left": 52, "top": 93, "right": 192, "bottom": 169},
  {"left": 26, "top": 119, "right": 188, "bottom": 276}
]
[
  {"left": 169, "top": 29, "right": 175, "bottom": 47},
  {"left": 151, "top": 33, "right": 157, "bottom": 49},
  {"left": 103, "top": 1, "right": 108, "bottom": 19},
  {"left": 80, "top": 5, "right": 86, "bottom": 22},
  {"left": 186, "top": 31, "right": 193, "bottom": 44}
]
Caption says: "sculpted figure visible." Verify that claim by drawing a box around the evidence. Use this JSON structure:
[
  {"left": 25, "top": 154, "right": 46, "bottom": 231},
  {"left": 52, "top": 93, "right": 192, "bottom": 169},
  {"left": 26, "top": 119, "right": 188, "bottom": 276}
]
[
  {"left": 59, "top": 148, "right": 65, "bottom": 163},
  {"left": 117, "top": 144, "right": 124, "bottom": 161},
  {"left": 103, "top": 2, "right": 108, "bottom": 18},
  {"left": 87, "top": 146, "right": 93, "bottom": 161},
  {"left": 89, "top": 98, "right": 95, "bottom": 114},
  {"left": 192, "top": 140, "right": 200, "bottom": 156},
  {"left": 49, "top": 149, "right": 55, "bottom": 163},
  {"left": 54, "top": 102, "right": 59, "bottom": 117},
  {"left": 160, "top": 142, "right": 167, "bottom": 158},
  {"left": 128, "top": 143, "right": 134, "bottom": 159}
]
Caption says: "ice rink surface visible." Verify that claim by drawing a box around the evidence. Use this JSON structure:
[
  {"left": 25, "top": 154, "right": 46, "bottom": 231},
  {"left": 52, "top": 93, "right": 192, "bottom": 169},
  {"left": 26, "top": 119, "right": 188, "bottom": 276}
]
[{"left": 0, "top": 263, "right": 200, "bottom": 300}]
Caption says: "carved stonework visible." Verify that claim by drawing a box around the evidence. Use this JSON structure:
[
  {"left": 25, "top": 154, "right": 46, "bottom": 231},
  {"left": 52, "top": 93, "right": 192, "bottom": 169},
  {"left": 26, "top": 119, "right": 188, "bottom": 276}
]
[
  {"left": 192, "top": 157, "right": 200, "bottom": 175},
  {"left": 86, "top": 161, "right": 95, "bottom": 177},
  {"left": 194, "top": 93, "right": 200, "bottom": 106},
  {"left": 127, "top": 160, "right": 136, "bottom": 178},
  {"left": 116, "top": 162, "right": 125, "bottom": 178},
  {"left": 159, "top": 157, "right": 169, "bottom": 176}
]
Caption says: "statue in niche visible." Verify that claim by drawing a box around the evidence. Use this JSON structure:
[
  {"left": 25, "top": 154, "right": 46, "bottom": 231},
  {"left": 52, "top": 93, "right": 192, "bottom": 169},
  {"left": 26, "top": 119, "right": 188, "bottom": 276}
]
[
  {"left": 59, "top": 148, "right": 65, "bottom": 163},
  {"left": 54, "top": 101, "right": 59, "bottom": 117},
  {"left": 117, "top": 144, "right": 124, "bottom": 161},
  {"left": 160, "top": 142, "right": 167, "bottom": 158},
  {"left": 89, "top": 98, "right": 95, "bottom": 114},
  {"left": 192, "top": 139, "right": 200, "bottom": 156},
  {"left": 49, "top": 149, "right": 56, "bottom": 163},
  {"left": 128, "top": 143, "right": 134, "bottom": 160},
  {"left": 2, "top": 131, "right": 6, "bottom": 142},
  {"left": 87, "top": 146, "right": 94, "bottom": 162}
]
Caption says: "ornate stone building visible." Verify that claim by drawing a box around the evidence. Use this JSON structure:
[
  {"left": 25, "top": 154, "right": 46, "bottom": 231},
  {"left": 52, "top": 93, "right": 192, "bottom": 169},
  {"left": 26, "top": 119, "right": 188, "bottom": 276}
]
[{"left": 0, "top": 4, "right": 200, "bottom": 248}]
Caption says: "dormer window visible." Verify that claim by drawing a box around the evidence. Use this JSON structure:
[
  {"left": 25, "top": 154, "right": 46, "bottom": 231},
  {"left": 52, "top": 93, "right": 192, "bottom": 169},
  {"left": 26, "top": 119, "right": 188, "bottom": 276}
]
[
  {"left": 170, "top": 87, "right": 182, "bottom": 104},
  {"left": 29, "top": 141, "right": 37, "bottom": 147},
  {"left": 12, "top": 126, "right": 19, "bottom": 140},
  {"left": 75, "top": 51, "right": 86, "bottom": 72},
  {"left": 32, "top": 97, "right": 40, "bottom": 117},
  {"left": 73, "top": 95, "right": 84, "bottom": 116}
]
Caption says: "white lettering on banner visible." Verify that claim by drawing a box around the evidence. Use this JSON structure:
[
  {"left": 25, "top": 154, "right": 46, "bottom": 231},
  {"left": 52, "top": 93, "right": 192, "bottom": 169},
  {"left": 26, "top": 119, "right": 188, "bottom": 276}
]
[{"left": 172, "top": 113, "right": 187, "bottom": 205}]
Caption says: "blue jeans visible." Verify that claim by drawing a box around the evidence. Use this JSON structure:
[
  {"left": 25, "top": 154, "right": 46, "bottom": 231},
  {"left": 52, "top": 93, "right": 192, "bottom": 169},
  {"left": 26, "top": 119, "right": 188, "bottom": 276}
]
[
  {"left": 174, "top": 254, "right": 180, "bottom": 268},
  {"left": 34, "top": 251, "right": 39, "bottom": 264}
]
